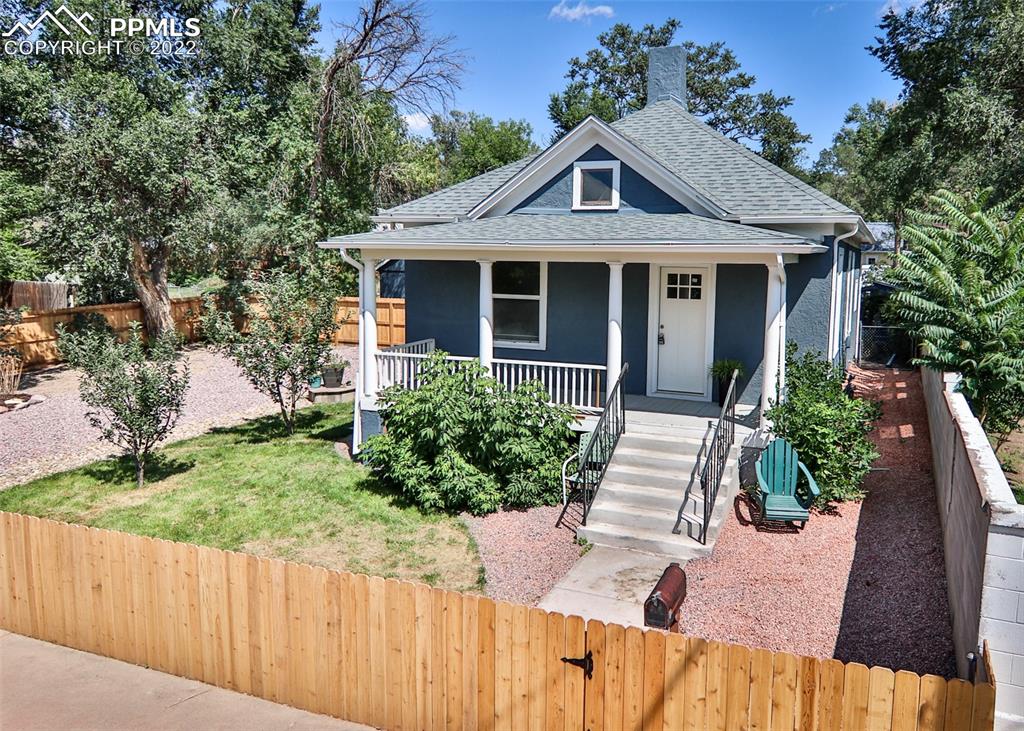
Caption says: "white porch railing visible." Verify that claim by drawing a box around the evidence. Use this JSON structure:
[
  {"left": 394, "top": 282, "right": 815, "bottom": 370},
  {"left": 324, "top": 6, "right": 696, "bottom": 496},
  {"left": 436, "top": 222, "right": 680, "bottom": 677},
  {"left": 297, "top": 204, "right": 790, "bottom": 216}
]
[
  {"left": 382, "top": 338, "right": 436, "bottom": 355},
  {"left": 374, "top": 349, "right": 607, "bottom": 411},
  {"left": 492, "top": 358, "right": 605, "bottom": 411}
]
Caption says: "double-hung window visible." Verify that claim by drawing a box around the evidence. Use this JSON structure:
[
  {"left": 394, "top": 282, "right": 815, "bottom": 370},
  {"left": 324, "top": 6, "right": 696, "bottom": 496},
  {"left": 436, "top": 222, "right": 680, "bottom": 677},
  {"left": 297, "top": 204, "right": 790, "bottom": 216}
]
[
  {"left": 572, "top": 160, "right": 621, "bottom": 210},
  {"left": 493, "top": 261, "right": 547, "bottom": 349}
]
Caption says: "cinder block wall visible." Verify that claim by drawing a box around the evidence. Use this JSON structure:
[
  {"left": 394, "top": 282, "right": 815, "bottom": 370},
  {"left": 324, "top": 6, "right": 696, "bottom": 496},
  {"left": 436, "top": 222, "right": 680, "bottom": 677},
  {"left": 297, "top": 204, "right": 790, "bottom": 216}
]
[{"left": 921, "top": 367, "right": 1024, "bottom": 724}]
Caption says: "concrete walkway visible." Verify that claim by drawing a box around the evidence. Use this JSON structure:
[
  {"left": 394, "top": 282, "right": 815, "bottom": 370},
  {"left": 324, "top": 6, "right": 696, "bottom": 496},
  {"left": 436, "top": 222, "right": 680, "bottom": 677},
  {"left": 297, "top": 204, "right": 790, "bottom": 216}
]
[
  {"left": 0, "top": 631, "right": 372, "bottom": 731},
  {"left": 537, "top": 545, "right": 678, "bottom": 627}
]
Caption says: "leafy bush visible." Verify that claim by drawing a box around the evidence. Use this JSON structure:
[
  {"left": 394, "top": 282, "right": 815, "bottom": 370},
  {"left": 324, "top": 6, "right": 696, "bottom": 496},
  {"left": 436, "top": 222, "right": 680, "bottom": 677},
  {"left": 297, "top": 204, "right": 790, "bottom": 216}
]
[
  {"left": 202, "top": 268, "right": 338, "bottom": 434},
  {"left": 58, "top": 322, "right": 190, "bottom": 488},
  {"left": 362, "top": 351, "right": 576, "bottom": 514},
  {"left": 765, "top": 344, "right": 880, "bottom": 504},
  {"left": 887, "top": 189, "right": 1024, "bottom": 450}
]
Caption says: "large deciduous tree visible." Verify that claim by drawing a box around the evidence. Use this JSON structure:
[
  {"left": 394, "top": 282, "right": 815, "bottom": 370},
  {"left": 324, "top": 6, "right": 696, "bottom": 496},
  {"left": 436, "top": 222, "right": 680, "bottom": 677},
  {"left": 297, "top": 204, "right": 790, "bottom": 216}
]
[
  {"left": 430, "top": 111, "right": 538, "bottom": 184},
  {"left": 547, "top": 19, "right": 811, "bottom": 172}
]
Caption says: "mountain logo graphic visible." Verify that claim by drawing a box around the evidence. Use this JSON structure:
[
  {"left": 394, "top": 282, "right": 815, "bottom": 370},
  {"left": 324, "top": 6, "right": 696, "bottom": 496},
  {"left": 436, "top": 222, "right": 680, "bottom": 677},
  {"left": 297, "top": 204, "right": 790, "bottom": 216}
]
[{"left": 3, "top": 5, "right": 94, "bottom": 37}]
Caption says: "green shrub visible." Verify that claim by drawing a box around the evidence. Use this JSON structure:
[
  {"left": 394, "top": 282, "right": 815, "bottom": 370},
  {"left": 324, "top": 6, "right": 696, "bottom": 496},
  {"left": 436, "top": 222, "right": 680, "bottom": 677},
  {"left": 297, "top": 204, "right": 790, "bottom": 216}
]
[
  {"left": 764, "top": 344, "right": 880, "bottom": 504},
  {"left": 362, "top": 351, "right": 575, "bottom": 515}
]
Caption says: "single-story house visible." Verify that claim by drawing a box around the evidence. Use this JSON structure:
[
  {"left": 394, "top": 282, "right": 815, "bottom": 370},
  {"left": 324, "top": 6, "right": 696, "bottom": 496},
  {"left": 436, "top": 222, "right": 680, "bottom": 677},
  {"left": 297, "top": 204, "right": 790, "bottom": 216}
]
[{"left": 322, "top": 46, "right": 872, "bottom": 444}]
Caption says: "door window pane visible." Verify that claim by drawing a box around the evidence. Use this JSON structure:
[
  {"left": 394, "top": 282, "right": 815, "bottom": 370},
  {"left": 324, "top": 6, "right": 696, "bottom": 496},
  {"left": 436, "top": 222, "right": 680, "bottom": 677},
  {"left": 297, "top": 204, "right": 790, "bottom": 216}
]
[{"left": 494, "top": 299, "right": 540, "bottom": 342}]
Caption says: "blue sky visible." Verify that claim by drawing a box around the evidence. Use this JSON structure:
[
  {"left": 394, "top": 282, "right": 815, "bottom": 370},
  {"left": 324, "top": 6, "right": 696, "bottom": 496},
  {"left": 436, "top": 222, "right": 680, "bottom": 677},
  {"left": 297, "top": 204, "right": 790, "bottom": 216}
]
[{"left": 317, "top": 1, "right": 906, "bottom": 166}]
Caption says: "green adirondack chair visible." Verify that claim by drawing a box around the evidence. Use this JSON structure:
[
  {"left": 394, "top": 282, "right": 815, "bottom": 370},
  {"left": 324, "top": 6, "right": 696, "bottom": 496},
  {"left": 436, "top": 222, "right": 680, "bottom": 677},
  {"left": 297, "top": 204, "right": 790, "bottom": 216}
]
[{"left": 753, "top": 438, "right": 820, "bottom": 528}]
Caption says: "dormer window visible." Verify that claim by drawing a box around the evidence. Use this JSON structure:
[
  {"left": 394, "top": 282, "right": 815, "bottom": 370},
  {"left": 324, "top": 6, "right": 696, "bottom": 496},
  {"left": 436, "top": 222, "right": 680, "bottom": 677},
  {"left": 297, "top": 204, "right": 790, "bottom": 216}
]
[{"left": 572, "top": 160, "right": 620, "bottom": 210}]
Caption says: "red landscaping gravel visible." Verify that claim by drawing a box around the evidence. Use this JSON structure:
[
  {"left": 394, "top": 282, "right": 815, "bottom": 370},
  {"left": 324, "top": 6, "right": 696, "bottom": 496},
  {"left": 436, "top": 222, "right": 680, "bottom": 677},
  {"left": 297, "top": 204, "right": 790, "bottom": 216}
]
[
  {"left": 678, "top": 367, "right": 956, "bottom": 677},
  {"left": 463, "top": 504, "right": 583, "bottom": 605}
]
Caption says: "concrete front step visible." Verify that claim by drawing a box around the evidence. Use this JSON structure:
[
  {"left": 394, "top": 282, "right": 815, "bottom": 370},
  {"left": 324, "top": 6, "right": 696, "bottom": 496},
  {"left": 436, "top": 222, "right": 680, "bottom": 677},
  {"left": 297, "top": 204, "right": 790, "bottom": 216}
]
[
  {"left": 577, "top": 522, "right": 713, "bottom": 560},
  {"left": 616, "top": 432, "right": 707, "bottom": 454},
  {"left": 598, "top": 481, "right": 703, "bottom": 513}
]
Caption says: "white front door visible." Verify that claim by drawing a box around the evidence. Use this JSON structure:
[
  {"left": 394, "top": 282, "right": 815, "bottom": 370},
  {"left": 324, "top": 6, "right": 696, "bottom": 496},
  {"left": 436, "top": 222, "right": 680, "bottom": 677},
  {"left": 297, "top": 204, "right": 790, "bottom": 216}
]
[{"left": 656, "top": 267, "right": 709, "bottom": 394}]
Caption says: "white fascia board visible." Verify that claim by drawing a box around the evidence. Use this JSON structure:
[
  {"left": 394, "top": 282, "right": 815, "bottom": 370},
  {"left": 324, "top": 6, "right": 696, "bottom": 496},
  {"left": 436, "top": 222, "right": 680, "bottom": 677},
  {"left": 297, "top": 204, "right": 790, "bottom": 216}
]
[
  {"left": 370, "top": 214, "right": 461, "bottom": 224},
  {"left": 738, "top": 214, "right": 876, "bottom": 246},
  {"left": 319, "top": 240, "right": 826, "bottom": 255},
  {"left": 466, "top": 116, "right": 729, "bottom": 221}
]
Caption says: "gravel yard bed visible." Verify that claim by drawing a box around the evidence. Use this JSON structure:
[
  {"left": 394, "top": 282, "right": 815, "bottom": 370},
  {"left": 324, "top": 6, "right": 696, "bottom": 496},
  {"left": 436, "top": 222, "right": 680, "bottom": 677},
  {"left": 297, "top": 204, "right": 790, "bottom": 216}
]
[
  {"left": 0, "top": 345, "right": 359, "bottom": 489},
  {"left": 463, "top": 505, "right": 583, "bottom": 605},
  {"left": 678, "top": 367, "right": 956, "bottom": 677}
]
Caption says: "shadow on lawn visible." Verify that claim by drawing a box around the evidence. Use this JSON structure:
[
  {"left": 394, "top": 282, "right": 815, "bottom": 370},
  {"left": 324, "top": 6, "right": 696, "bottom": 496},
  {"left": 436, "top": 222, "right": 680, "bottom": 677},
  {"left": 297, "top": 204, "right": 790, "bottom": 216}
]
[
  {"left": 208, "top": 407, "right": 351, "bottom": 445},
  {"left": 82, "top": 455, "right": 195, "bottom": 485}
]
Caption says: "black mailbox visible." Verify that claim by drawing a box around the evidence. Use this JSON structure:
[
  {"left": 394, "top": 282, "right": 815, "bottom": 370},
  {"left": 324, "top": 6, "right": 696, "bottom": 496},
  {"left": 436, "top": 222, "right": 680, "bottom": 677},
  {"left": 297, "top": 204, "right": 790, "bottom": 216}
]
[{"left": 644, "top": 562, "right": 687, "bottom": 630}]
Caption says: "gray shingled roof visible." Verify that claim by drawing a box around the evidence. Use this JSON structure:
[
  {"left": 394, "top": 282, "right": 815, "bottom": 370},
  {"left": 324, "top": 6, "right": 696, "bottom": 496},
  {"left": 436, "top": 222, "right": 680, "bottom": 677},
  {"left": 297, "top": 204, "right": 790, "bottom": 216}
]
[
  {"left": 379, "top": 157, "right": 536, "bottom": 218},
  {"left": 378, "top": 99, "right": 854, "bottom": 220},
  {"left": 865, "top": 222, "right": 895, "bottom": 251},
  {"left": 326, "top": 213, "right": 814, "bottom": 247},
  {"left": 612, "top": 101, "right": 853, "bottom": 216}
]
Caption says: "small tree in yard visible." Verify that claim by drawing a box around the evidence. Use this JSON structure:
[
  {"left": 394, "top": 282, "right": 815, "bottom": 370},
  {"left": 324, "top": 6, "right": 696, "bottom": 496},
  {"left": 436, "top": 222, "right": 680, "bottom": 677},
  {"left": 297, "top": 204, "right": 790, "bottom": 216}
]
[
  {"left": 887, "top": 189, "right": 1024, "bottom": 451},
  {"left": 765, "top": 344, "right": 880, "bottom": 505},
  {"left": 58, "top": 323, "right": 191, "bottom": 489},
  {"left": 202, "top": 269, "right": 339, "bottom": 434}
]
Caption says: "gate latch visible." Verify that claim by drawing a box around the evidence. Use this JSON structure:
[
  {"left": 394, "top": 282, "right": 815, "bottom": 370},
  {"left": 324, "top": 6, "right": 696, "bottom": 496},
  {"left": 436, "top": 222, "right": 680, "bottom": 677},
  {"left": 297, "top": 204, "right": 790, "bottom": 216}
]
[{"left": 560, "top": 650, "right": 594, "bottom": 679}]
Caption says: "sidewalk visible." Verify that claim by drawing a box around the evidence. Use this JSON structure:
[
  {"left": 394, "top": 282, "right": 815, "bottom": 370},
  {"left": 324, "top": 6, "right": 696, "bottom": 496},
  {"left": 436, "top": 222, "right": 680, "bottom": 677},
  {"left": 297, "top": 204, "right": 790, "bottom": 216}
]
[{"left": 0, "top": 631, "right": 373, "bottom": 731}]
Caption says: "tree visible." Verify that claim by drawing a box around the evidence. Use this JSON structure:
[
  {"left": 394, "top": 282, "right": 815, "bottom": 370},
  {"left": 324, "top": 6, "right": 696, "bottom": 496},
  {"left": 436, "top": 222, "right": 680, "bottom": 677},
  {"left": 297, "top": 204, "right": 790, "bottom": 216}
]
[
  {"left": 430, "top": 111, "right": 538, "bottom": 184},
  {"left": 43, "top": 88, "right": 215, "bottom": 335},
  {"left": 58, "top": 323, "right": 191, "bottom": 488},
  {"left": 202, "top": 268, "right": 339, "bottom": 434},
  {"left": 887, "top": 189, "right": 1024, "bottom": 448},
  {"left": 868, "top": 0, "right": 1024, "bottom": 207},
  {"left": 810, "top": 100, "right": 920, "bottom": 252},
  {"left": 547, "top": 19, "right": 811, "bottom": 171}
]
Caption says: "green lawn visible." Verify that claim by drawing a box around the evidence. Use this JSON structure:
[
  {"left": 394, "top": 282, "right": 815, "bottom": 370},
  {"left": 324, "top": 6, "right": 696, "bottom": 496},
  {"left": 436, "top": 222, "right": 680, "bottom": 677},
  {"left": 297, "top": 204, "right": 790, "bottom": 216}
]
[{"left": 0, "top": 404, "right": 483, "bottom": 591}]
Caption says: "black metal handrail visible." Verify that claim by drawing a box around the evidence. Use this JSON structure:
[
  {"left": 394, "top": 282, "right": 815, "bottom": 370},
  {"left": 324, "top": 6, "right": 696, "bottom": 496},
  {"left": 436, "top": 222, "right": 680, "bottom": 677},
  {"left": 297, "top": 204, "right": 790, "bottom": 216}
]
[
  {"left": 697, "top": 369, "right": 738, "bottom": 544},
  {"left": 579, "top": 363, "right": 629, "bottom": 525}
]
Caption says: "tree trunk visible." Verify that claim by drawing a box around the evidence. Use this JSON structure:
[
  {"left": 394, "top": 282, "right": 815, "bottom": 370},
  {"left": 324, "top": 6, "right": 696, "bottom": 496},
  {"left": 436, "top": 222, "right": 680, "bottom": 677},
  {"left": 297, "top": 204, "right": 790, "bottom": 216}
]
[
  {"left": 129, "top": 237, "right": 175, "bottom": 337},
  {"left": 135, "top": 457, "right": 145, "bottom": 490}
]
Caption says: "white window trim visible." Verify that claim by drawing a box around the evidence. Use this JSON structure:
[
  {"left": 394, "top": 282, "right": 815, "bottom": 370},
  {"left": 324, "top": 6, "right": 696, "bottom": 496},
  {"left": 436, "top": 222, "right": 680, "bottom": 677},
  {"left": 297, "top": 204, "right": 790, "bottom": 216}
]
[
  {"left": 572, "top": 160, "right": 621, "bottom": 211},
  {"left": 493, "top": 262, "right": 548, "bottom": 350}
]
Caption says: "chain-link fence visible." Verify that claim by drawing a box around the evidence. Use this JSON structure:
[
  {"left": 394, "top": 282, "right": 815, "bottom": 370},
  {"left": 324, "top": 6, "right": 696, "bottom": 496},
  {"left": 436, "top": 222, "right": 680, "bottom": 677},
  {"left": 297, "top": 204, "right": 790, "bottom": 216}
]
[{"left": 858, "top": 325, "right": 915, "bottom": 366}]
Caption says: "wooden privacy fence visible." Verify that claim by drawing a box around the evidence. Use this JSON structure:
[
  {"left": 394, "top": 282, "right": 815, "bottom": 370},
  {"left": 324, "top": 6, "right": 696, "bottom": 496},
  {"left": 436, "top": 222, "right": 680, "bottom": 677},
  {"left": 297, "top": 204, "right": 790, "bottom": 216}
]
[
  {"left": 1, "top": 280, "right": 70, "bottom": 311},
  {"left": 5, "top": 296, "right": 404, "bottom": 367},
  {"left": 0, "top": 512, "right": 996, "bottom": 731}
]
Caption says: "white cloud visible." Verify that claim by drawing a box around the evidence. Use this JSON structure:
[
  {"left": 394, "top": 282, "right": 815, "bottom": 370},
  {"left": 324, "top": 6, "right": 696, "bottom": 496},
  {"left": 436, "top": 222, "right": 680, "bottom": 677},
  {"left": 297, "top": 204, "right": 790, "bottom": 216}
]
[
  {"left": 878, "top": 0, "right": 924, "bottom": 16},
  {"left": 402, "top": 112, "right": 431, "bottom": 134},
  {"left": 548, "top": 0, "right": 614, "bottom": 23},
  {"left": 813, "top": 2, "right": 846, "bottom": 15}
]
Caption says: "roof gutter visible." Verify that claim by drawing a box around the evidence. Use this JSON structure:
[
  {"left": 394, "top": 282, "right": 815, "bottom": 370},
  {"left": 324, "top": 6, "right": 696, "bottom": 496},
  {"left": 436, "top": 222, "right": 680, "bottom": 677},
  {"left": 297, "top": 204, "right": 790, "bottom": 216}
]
[
  {"left": 370, "top": 214, "right": 461, "bottom": 224},
  {"left": 317, "top": 240, "right": 827, "bottom": 254}
]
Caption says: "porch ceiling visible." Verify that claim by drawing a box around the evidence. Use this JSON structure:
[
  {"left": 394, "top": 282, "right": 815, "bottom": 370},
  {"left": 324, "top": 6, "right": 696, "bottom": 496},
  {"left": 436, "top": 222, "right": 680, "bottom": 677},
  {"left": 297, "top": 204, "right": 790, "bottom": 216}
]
[{"left": 320, "top": 213, "right": 822, "bottom": 253}]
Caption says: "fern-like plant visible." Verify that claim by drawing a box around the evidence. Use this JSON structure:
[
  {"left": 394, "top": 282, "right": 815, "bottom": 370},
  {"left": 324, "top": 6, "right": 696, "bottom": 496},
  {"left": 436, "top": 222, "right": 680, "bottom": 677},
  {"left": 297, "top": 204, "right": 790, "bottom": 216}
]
[{"left": 887, "top": 189, "right": 1024, "bottom": 448}]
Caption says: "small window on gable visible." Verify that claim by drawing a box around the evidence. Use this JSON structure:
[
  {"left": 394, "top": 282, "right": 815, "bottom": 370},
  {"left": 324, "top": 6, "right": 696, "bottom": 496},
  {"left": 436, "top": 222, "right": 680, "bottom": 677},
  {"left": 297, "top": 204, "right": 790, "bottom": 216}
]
[{"left": 573, "top": 160, "right": 621, "bottom": 210}]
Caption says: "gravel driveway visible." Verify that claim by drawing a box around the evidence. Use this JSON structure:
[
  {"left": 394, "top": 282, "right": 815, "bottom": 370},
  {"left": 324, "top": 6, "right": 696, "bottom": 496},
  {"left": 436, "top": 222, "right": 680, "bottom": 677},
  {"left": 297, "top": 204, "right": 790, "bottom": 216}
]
[{"left": 0, "top": 345, "right": 359, "bottom": 489}]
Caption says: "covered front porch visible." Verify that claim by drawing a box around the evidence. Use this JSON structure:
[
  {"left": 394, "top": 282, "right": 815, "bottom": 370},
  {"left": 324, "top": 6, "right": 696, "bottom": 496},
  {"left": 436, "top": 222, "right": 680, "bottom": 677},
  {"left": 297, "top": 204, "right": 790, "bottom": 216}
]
[{"left": 349, "top": 254, "right": 792, "bottom": 436}]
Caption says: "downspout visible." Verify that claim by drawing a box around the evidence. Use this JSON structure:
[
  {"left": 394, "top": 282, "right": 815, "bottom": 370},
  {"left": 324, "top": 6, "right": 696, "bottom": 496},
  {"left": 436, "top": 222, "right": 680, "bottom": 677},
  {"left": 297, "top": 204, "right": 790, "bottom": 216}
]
[
  {"left": 774, "top": 254, "right": 787, "bottom": 396},
  {"left": 829, "top": 223, "right": 859, "bottom": 361}
]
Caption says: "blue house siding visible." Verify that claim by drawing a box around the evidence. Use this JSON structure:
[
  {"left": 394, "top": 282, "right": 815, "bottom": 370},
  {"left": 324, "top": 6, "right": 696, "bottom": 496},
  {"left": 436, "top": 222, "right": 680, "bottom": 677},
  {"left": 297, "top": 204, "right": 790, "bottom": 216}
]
[
  {"left": 405, "top": 260, "right": 649, "bottom": 395},
  {"left": 713, "top": 265, "right": 767, "bottom": 406},
  {"left": 514, "top": 145, "right": 686, "bottom": 215}
]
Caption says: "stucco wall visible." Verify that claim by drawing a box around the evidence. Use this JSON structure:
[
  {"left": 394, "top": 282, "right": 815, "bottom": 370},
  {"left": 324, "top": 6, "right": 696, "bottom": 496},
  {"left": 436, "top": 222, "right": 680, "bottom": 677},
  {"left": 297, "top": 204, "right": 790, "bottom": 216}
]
[
  {"left": 514, "top": 144, "right": 686, "bottom": 215},
  {"left": 713, "top": 264, "right": 767, "bottom": 406},
  {"left": 921, "top": 367, "right": 1024, "bottom": 724},
  {"left": 786, "top": 250, "right": 833, "bottom": 356}
]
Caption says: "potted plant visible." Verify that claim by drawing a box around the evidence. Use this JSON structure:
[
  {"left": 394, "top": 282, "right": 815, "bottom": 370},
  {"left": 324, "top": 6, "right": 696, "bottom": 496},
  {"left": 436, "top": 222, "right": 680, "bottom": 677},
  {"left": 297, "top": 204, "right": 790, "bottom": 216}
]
[
  {"left": 321, "top": 358, "right": 350, "bottom": 388},
  {"left": 709, "top": 359, "right": 744, "bottom": 406}
]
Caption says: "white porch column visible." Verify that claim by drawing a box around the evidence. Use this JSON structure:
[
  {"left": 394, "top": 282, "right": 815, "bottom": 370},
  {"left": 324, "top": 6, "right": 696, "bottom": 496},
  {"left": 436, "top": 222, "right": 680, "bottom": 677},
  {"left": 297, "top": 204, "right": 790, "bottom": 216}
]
[
  {"left": 478, "top": 260, "right": 494, "bottom": 371},
  {"left": 761, "top": 256, "right": 786, "bottom": 429},
  {"left": 362, "top": 257, "right": 378, "bottom": 398},
  {"left": 606, "top": 262, "right": 624, "bottom": 390}
]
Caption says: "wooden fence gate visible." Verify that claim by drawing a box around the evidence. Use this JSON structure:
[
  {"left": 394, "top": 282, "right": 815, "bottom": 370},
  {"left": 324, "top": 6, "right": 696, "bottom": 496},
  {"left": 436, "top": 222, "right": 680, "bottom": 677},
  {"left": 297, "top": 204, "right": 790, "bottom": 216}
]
[{"left": 0, "top": 512, "right": 997, "bottom": 730}]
